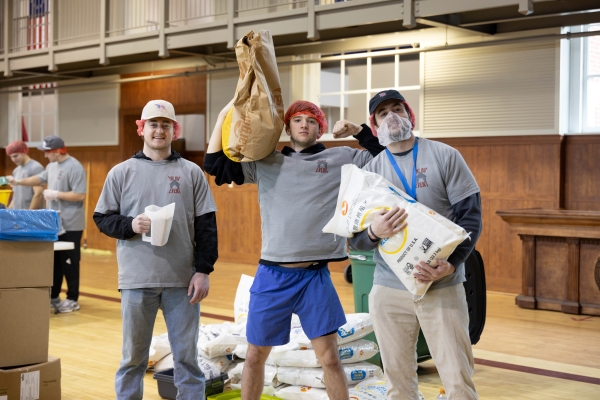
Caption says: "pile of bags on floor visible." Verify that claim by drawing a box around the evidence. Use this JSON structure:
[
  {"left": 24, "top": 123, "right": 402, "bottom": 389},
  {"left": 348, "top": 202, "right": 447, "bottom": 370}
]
[{"left": 146, "top": 274, "right": 399, "bottom": 399}]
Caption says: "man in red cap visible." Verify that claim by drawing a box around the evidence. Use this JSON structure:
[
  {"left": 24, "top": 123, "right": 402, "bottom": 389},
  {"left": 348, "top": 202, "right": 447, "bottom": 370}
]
[
  {"left": 7, "top": 135, "right": 87, "bottom": 314},
  {"left": 205, "top": 99, "right": 386, "bottom": 400},
  {"left": 4, "top": 140, "right": 44, "bottom": 209}
]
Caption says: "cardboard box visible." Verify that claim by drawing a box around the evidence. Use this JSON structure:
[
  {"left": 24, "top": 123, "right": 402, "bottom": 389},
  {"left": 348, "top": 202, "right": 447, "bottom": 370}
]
[
  {"left": 0, "top": 357, "right": 61, "bottom": 400},
  {"left": 0, "top": 288, "right": 50, "bottom": 368},
  {"left": 0, "top": 241, "right": 53, "bottom": 289}
]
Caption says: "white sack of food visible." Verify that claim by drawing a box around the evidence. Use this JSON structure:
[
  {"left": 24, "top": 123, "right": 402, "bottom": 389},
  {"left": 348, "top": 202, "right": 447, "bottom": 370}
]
[
  {"left": 228, "top": 361, "right": 278, "bottom": 386},
  {"left": 289, "top": 313, "right": 373, "bottom": 347},
  {"left": 276, "top": 362, "right": 382, "bottom": 388},
  {"left": 322, "top": 164, "right": 468, "bottom": 296},
  {"left": 274, "top": 385, "right": 329, "bottom": 400},
  {"left": 272, "top": 339, "right": 378, "bottom": 368},
  {"left": 147, "top": 333, "right": 171, "bottom": 369},
  {"left": 336, "top": 313, "right": 374, "bottom": 345},
  {"left": 198, "top": 322, "right": 246, "bottom": 358},
  {"left": 234, "top": 274, "right": 254, "bottom": 323},
  {"left": 348, "top": 377, "right": 424, "bottom": 400},
  {"left": 153, "top": 353, "right": 231, "bottom": 380},
  {"left": 153, "top": 353, "right": 174, "bottom": 372}
]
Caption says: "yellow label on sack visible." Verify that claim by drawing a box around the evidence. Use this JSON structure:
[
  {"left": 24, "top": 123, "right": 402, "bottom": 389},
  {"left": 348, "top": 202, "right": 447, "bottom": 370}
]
[
  {"left": 379, "top": 227, "right": 408, "bottom": 255},
  {"left": 221, "top": 108, "right": 239, "bottom": 162}
]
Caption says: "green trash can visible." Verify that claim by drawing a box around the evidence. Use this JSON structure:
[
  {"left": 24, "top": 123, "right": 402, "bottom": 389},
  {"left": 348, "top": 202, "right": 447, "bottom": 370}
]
[{"left": 348, "top": 249, "right": 432, "bottom": 367}]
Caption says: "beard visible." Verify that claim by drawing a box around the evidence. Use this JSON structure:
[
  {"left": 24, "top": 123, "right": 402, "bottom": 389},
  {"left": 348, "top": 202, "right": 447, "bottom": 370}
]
[{"left": 377, "top": 113, "right": 412, "bottom": 146}]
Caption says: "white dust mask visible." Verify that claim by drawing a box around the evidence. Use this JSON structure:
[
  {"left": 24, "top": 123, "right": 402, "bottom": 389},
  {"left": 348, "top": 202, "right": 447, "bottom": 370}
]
[{"left": 376, "top": 112, "right": 412, "bottom": 146}]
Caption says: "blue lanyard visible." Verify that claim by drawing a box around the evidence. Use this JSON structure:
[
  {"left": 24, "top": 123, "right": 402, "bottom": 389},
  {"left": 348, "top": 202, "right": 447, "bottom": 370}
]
[{"left": 385, "top": 138, "right": 418, "bottom": 201}]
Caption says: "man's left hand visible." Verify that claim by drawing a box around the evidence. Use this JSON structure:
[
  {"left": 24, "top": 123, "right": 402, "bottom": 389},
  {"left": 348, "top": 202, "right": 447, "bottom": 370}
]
[
  {"left": 43, "top": 189, "right": 59, "bottom": 201},
  {"left": 413, "top": 259, "right": 455, "bottom": 283},
  {"left": 188, "top": 273, "right": 209, "bottom": 304}
]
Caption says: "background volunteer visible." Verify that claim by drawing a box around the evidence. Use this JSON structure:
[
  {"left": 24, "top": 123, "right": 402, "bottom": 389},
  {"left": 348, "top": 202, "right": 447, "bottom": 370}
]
[
  {"left": 342, "top": 90, "right": 482, "bottom": 400},
  {"left": 94, "top": 99, "right": 218, "bottom": 400},
  {"left": 4, "top": 140, "right": 44, "bottom": 209},
  {"left": 8, "top": 135, "right": 87, "bottom": 313},
  {"left": 204, "top": 99, "right": 383, "bottom": 400}
]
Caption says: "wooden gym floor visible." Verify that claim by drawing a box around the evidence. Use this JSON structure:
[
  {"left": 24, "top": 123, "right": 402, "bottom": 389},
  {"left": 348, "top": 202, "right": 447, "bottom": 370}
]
[{"left": 48, "top": 252, "right": 600, "bottom": 399}]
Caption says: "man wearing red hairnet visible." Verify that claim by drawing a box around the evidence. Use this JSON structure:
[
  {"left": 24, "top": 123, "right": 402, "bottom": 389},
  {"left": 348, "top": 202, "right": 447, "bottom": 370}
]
[
  {"left": 8, "top": 135, "right": 87, "bottom": 314},
  {"left": 205, "top": 99, "right": 386, "bottom": 400},
  {"left": 4, "top": 140, "right": 44, "bottom": 209}
]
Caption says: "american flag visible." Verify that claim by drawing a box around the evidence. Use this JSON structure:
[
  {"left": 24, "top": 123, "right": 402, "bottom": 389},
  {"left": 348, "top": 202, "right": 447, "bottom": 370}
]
[
  {"left": 27, "top": 0, "right": 48, "bottom": 51},
  {"left": 27, "top": 0, "right": 53, "bottom": 90}
]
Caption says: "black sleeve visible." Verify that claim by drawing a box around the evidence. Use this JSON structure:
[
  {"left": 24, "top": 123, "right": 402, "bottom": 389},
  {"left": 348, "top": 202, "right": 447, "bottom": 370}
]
[
  {"left": 203, "top": 151, "right": 245, "bottom": 186},
  {"left": 93, "top": 211, "right": 136, "bottom": 240},
  {"left": 194, "top": 212, "right": 218, "bottom": 274},
  {"left": 447, "top": 192, "right": 482, "bottom": 269},
  {"left": 354, "top": 124, "right": 384, "bottom": 157}
]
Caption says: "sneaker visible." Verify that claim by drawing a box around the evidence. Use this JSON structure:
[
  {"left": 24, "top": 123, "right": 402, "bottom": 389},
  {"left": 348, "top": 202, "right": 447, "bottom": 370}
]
[
  {"left": 50, "top": 297, "right": 62, "bottom": 309},
  {"left": 57, "top": 299, "right": 80, "bottom": 313}
]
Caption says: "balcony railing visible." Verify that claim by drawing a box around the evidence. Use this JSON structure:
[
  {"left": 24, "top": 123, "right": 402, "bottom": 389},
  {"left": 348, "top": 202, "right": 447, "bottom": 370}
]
[
  {"left": 57, "top": 0, "right": 100, "bottom": 44},
  {"left": 168, "top": 0, "right": 227, "bottom": 27},
  {"left": 3, "top": 0, "right": 353, "bottom": 54},
  {"left": 0, "top": 0, "right": 4, "bottom": 54}
]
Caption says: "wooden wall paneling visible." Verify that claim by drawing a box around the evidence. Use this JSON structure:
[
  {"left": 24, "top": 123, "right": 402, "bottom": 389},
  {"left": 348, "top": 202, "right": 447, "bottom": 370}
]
[
  {"left": 120, "top": 68, "right": 207, "bottom": 112},
  {"left": 534, "top": 237, "right": 568, "bottom": 311},
  {"left": 0, "top": 151, "right": 6, "bottom": 176},
  {"left": 209, "top": 177, "right": 262, "bottom": 265},
  {"left": 579, "top": 239, "right": 600, "bottom": 316},
  {"left": 564, "top": 135, "right": 600, "bottom": 211}
]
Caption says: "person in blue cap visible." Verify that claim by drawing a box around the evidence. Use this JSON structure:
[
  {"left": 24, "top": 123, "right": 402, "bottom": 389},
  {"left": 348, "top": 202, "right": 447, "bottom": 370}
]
[{"left": 337, "top": 90, "right": 482, "bottom": 400}]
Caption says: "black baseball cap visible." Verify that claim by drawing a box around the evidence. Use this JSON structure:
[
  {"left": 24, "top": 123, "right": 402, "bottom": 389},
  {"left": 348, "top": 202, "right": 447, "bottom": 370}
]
[
  {"left": 37, "top": 135, "right": 65, "bottom": 150},
  {"left": 369, "top": 90, "right": 406, "bottom": 115}
]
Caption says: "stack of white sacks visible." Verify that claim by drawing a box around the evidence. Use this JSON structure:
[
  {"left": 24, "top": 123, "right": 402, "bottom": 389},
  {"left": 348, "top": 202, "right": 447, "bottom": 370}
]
[{"left": 147, "top": 274, "right": 399, "bottom": 399}]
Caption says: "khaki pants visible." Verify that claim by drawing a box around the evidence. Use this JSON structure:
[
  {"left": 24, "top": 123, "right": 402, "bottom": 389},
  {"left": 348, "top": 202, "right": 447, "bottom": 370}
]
[{"left": 369, "top": 284, "right": 478, "bottom": 400}]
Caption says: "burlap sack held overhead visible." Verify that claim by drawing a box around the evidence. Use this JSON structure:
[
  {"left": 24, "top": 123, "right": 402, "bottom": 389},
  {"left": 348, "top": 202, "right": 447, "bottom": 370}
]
[{"left": 223, "top": 30, "right": 284, "bottom": 162}]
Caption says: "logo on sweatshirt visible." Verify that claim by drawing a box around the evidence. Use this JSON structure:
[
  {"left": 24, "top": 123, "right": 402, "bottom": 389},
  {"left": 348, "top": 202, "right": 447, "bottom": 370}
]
[
  {"left": 168, "top": 176, "right": 181, "bottom": 194},
  {"left": 416, "top": 167, "right": 428, "bottom": 188},
  {"left": 315, "top": 160, "right": 328, "bottom": 173},
  {"left": 56, "top": 170, "right": 63, "bottom": 181}
]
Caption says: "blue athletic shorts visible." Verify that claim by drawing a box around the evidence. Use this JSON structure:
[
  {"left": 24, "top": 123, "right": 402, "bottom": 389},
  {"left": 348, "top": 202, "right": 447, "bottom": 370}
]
[{"left": 246, "top": 263, "right": 347, "bottom": 347}]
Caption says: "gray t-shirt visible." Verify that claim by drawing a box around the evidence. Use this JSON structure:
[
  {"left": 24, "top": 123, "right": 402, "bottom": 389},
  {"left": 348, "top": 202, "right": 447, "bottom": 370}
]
[
  {"left": 357, "top": 138, "right": 480, "bottom": 291},
  {"left": 38, "top": 156, "right": 87, "bottom": 231},
  {"left": 12, "top": 159, "right": 44, "bottom": 209},
  {"left": 241, "top": 146, "right": 373, "bottom": 263},
  {"left": 95, "top": 157, "right": 217, "bottom": 289}
]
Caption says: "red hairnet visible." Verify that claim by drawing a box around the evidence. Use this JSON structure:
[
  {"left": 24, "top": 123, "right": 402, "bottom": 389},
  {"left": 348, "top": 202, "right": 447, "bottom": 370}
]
[
  {"left": 369, "top": 100, "right": 416, "bottom": 137},
  {"left": 6, "top": 140, "right": 28, "bottom": 155},
  {"left": 284, "top": 101, "right": 328, "bottom": 138},
  {"left": 136, "top": 119, "right": 182, "bottom": 141}
]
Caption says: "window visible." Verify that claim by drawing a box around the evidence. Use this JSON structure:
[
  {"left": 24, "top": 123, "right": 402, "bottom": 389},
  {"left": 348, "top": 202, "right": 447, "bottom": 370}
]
[
  {"left": 584, "top": 24, "right": 600, "bottom": 131},
  {"left": 566, "top": 23, "right": 600, "bottom": 134},
  {"left": 317, "top": 50, "right": 420, "bottom": 140},
  {"left": 21, "top": 86, "right": 56, "bottom": 144}
]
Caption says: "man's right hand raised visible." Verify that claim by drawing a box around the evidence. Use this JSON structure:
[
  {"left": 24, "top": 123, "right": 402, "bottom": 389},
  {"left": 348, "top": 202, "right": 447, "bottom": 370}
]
[
  {"left": 132, "top": 214, "right": 151, "bottom": 234},
  {"left": 332, "top": 120, "right": 362, "bottom": 139}
]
